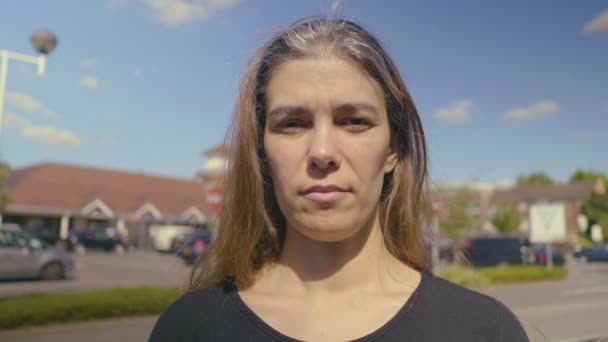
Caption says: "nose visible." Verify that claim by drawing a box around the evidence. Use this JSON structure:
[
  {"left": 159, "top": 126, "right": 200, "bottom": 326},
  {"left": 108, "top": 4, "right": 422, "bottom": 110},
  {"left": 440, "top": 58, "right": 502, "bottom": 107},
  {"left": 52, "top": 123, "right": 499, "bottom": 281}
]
[{"left": 307, "top": 124, "right": 341, "bottom": 173}]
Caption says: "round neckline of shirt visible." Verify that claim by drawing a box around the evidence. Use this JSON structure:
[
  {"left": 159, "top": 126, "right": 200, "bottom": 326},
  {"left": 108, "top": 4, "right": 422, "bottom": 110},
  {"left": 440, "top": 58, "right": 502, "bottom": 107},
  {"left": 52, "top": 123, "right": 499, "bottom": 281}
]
[{"left": 229, "top": 272, "right": 428, "bottom": 342}]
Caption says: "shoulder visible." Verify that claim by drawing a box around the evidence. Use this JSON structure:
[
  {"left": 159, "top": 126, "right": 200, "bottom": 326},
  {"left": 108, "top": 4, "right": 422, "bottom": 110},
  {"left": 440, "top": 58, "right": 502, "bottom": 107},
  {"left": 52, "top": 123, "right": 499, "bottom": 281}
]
[
  {"left": 416, "top": 274, "right": 529, "bottom": 341},
  {"left": 149, "top": 285, "right": 234, "bottom": 342}
]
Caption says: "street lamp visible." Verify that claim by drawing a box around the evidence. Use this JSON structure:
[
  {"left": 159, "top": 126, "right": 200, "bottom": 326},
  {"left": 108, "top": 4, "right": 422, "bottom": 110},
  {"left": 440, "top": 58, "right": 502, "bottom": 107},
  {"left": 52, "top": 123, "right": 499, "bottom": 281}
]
[{"left": 0, "top": 29, "right": 58, "bottom": 159}]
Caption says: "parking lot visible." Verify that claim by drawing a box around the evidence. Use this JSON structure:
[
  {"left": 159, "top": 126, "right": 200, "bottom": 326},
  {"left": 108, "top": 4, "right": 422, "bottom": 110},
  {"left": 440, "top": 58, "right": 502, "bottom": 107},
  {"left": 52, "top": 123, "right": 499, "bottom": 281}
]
[
  {"left": 0, "top": 249, "right": 191, "bottom": 297},
  {"left": 2, "top": 252, "right": 608, "bottom": 341}
]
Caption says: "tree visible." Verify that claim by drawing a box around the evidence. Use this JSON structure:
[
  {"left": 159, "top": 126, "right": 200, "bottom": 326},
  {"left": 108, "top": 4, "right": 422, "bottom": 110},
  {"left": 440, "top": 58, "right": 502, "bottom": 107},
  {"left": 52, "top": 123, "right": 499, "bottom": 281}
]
[
  {"left": 516, "top": 172, "right": 554, "bottom": 187},
  {"left": 491, "top": 200, "right": 522, "bottom": 234},
  {"left": 569, "top": 169, "right": 607, "bottom": 187},
  {"left": 439, "top": 189, "right": 476, "bottom": 238},
  {"left": 581, "top": 192, "right": 608, "bottom": 243}
]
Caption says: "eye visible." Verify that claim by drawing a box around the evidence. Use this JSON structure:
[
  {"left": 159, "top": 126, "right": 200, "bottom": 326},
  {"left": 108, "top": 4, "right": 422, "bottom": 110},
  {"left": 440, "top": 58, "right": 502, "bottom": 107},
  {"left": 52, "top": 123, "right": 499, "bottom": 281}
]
[
  {"left": 278, "top": 120, "right": 308, "bottom": 133},
  {"left": 339, "top": 117, "right": 371, "bottom": 132}
]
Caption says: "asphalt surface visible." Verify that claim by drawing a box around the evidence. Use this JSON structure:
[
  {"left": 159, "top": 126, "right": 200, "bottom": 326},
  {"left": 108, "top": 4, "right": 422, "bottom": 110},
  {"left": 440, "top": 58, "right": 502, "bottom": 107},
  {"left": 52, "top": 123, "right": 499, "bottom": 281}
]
[
  {"left": 0, "top": 249, "right": 191, "bottom": 297},
  {"left": 492, "top": 261, "right": 608, "bottom": 341},
  {"left": 1, "top": 252, "right": 608, "bottom": 341}
]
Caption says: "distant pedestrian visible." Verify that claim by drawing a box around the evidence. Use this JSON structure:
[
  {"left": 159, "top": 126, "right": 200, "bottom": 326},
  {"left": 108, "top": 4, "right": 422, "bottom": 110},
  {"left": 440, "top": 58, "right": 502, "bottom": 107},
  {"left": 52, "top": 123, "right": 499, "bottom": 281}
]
[{"left": 150, "top": 16, "right": 528, "bottom": 342}]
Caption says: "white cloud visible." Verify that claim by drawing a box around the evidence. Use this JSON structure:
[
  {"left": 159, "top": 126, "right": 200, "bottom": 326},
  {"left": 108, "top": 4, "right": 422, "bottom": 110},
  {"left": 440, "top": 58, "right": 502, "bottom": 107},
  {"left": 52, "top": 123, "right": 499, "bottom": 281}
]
[
  {"left": 5, "top": 91, "right": 58, "bottom": 119},
  {"left": 505, "top": 100, "right": 559, "bottom": 122},
  {"left": 80, "top": 76, "right": 99, "bottom": 89},
  {"left": 4, "top": 112, "right": 32, "bottom": 128},
  {"left": 80, "top": 58, "right": 98, "bottom": 68},
  {"left": 440, "top": 178, "right": 515, "bottom": 193},
  {"left": 131, "top": 68, "right": 144, "bottom": 78},
  {"left": 21, "top": 125, "right": 81, "bottom": 146},
  {"left": 434, "top": 100, "right": 472, "bottom": 122},
  {"left": 582, "top": 9, "right": 608, "bottom": 34},
  {"left": 4, "top": 111, "right": 81, "bottom": 147},
  {"left": 144, "top": 0, "right": 239, "bottom": 27},
  {"left": 495, "top": 178, "right": 515, "bottom": 189}
]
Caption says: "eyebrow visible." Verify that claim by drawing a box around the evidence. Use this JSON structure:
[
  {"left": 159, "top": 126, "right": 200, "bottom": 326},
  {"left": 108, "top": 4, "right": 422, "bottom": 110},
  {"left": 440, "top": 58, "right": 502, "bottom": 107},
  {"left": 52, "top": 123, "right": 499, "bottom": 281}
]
[
  {"left": 267, "top": 105, "right": 309, "bottom": 119},
  {"left": 267, "top": 102, "right": 380, "bottom": 118},
  {"left": 334, "top": 103, "right": 380, "bottom": 116}
]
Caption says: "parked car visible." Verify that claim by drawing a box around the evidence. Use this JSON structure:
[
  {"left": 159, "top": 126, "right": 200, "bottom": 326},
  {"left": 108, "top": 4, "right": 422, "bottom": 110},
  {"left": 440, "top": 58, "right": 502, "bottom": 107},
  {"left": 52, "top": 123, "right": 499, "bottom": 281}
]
[
  {"left": 60, "top": 226, "right": 127, "bottom": 255},
  {"left": 574, "top": 245, "right": 608, "bottom": 262},
  {"left": 176, "top": 230, "right": 211, "bottom": 264},
  {"left": 532, "top": 245, "right": 566, "bottom": 266},
  {"left": 20, "top": 226, "right": 59, "bottom": 246},
  {"left": 463, "top": 237, "right": 531, "bottom": 267},
  {"left": 0, "top": 224, "right": 75, "bottom": 280},
  {"left": 170, "top": 232, "right": 195, "bottom": 254}
]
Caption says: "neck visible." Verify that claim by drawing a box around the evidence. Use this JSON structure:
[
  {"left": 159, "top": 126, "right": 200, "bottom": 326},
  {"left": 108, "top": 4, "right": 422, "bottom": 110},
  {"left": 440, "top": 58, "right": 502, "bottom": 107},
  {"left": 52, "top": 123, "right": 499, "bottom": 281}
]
[{"left": 254, "top": 208, "right": 417, "bottom": 296}]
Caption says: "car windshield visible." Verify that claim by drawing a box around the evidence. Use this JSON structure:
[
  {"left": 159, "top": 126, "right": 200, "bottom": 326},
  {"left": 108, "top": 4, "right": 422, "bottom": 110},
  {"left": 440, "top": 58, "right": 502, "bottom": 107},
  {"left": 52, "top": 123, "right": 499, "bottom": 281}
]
[{"left": 1, "top": 229, "right": 49, "bottom": 249}]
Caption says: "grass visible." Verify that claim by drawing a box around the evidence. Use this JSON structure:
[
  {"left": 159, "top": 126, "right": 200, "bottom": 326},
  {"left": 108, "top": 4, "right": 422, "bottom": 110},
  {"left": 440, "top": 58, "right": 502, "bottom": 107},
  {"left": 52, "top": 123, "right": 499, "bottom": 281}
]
[
  {"left": 0, "top": 287, "right": 184, "bottom": 331},
  {"left": 440, "top": 264, "right": 568, "bottom": 287}
]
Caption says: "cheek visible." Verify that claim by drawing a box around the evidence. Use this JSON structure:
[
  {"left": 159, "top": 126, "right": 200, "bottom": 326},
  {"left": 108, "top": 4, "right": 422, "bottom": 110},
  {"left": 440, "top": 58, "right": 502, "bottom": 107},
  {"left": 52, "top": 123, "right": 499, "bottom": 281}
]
[
  {"left": 349, "top": 137, "right": 391, "bottom": 181},
  {"left": 264, "top": 140, "right": 298, "bottom": 191}
]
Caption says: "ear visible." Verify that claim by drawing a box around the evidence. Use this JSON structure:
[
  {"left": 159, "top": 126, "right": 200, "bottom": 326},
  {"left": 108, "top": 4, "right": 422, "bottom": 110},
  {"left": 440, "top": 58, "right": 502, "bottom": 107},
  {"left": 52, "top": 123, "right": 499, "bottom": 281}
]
[{"left": 383, "top": 139, "right": 399, "bottom": 174}]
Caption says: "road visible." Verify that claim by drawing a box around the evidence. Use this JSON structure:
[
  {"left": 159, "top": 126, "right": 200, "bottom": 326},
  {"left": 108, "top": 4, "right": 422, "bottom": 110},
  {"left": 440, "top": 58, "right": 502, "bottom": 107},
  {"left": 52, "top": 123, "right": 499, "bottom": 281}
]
[
  {"left": 0, "top": 249, "right": 191, "bottom": 297},
  {"left": 492, "top": 261, "right": 608, "bottom": 341},
  {"left": 1, "top": 252, "right": 608, "bottom": 341}
]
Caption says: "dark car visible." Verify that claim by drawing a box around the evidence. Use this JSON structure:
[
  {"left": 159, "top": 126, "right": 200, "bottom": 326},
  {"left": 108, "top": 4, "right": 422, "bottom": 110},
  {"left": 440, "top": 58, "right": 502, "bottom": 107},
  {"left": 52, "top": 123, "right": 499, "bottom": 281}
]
[
  {"left": 176, "top": 230, "right": 211, "bottom": 264},
  {"left": 463, "top": 237, "right": 531, "bottom": 267},
  {"left": 574, "top": 245, "right": 608, "bottom": 262},
  {"left": 170, "top": 232, "right": 195, "bottom": 254},
  {"left": 60, "top": 227, "right": 128, "bottom": 255},
  {"left": 532, "top": 245, "right": 565, "bottom": 266}
]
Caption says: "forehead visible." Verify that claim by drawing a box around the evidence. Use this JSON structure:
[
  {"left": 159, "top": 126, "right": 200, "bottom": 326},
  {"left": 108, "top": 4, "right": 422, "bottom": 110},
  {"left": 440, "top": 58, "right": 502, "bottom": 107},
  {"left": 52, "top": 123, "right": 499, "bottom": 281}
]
[{"left": 265, "top": 57, "right": 385, "bottom": 109}]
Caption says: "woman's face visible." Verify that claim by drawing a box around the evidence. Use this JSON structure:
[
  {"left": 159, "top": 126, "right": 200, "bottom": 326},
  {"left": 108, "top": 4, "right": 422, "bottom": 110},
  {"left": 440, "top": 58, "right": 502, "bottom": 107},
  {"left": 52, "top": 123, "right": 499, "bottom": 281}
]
[{"left": 263, "top": 57, "right": 398, "bottom": 242}]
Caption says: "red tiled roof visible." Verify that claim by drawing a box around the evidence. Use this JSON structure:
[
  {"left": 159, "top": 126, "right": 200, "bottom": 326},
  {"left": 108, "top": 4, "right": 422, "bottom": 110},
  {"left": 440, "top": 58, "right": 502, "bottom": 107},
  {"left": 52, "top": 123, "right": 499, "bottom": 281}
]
[{"left": 6, "top": 162, "right": 211, "bottom": 218}]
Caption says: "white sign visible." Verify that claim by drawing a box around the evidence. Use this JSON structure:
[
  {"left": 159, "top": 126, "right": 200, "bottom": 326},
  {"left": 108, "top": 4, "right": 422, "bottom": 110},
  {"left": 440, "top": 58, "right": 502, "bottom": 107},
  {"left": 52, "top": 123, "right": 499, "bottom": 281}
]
[
  {"left": 530, "top": 203, "right": 566, "bottom": 243},
  {"left": 577, "top": 214, "right": 588, "bottom": 233},
  {"left": 591, "top": 224, "right": 603, "bottom": 242}
]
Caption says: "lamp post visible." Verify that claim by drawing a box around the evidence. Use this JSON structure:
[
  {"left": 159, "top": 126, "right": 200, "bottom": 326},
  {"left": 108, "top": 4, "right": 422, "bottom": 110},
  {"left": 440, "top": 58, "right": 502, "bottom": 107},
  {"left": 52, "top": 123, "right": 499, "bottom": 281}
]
[{"left": 0, "top": 29, "right": 58, "bottom": 160}]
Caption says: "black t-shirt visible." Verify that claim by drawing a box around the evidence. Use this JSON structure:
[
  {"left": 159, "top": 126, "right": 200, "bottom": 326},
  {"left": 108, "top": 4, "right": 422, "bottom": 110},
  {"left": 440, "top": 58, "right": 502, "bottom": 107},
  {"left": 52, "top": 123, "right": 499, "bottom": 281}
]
[{"left": 150, "top": 273, "right": 528, "bottom": 341}]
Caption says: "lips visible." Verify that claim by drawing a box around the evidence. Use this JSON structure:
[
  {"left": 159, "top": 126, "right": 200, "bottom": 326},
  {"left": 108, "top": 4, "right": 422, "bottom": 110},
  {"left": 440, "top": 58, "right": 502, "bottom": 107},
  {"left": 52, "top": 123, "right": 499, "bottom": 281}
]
[{"left": 301, "top": 185, "right": 348, "bottom": 203}]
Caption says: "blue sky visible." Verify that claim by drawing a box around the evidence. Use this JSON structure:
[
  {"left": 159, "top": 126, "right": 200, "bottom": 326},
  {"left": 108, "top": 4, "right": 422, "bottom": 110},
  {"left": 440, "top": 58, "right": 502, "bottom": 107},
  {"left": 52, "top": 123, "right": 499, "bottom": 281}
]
[{"left": 1, "top": 0, "right": 606, "bottom": 188}]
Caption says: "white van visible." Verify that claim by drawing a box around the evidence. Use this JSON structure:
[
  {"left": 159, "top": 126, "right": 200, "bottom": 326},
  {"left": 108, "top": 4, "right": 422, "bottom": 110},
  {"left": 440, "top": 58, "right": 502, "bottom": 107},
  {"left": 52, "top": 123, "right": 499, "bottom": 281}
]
[{"left": 149, "top": 225, "right": 194, "bottom": 252}]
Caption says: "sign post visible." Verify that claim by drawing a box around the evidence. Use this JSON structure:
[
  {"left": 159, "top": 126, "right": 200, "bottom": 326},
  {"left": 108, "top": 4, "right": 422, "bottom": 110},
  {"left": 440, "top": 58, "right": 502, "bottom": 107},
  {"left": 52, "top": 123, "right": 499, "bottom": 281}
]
[
  {"left": 206, "top": 183, "right": 223, "bottom": 242},
  {"left": 431, "top": 196, "right": 442, "bottom": 274},
  {"left": 529, "top": 203, "right": 566, "bottom": 269}
]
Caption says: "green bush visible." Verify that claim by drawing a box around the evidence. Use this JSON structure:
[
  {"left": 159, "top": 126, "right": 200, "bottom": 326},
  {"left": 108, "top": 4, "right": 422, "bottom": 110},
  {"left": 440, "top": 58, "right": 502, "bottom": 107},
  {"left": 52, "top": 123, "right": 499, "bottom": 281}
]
[
  {"left": 479, "top": 265, "right": 567, "bottom": 284},
  {"left": 438, "top": 264, "right": 489, "bottom": 287},
  {"left": 440, "top": 264, "right": 567, "bottom": 286},
  {"left": 0, "top": 287, "right": 184, "bottom": 331},
  {"left": 576, "top": 233, "right": 594, "bottom": 248}
]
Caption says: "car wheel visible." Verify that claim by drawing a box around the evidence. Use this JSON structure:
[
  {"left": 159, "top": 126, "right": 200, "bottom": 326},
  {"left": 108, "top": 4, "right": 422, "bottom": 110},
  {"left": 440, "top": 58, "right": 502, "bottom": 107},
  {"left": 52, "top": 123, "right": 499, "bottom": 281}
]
[
  {"left": 114, "top": 244, "right": 126, "bottom": 255},
  {"left": 40, "top": 263, "right": 64, "bottom": 281}
]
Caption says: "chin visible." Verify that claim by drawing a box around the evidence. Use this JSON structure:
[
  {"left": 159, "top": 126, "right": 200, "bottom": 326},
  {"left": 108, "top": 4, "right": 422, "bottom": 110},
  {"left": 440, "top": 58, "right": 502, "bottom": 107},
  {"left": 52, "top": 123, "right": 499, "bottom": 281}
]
[{"left": 289, "top": 214, "right": 367, "bottom": 243}]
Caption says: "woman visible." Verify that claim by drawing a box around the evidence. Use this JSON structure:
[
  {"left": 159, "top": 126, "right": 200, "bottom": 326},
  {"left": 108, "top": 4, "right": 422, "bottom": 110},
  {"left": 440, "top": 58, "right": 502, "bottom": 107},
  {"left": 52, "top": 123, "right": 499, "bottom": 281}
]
[{"left": 150, "top": 17, "right": 528, "bottom": 342}]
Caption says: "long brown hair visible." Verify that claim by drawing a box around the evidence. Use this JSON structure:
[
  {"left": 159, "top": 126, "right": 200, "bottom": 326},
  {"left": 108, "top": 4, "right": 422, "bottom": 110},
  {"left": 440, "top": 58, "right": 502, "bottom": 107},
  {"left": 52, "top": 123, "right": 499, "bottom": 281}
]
[{"left": 190, "top": 17, "right": 432, "bottom": 290}]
